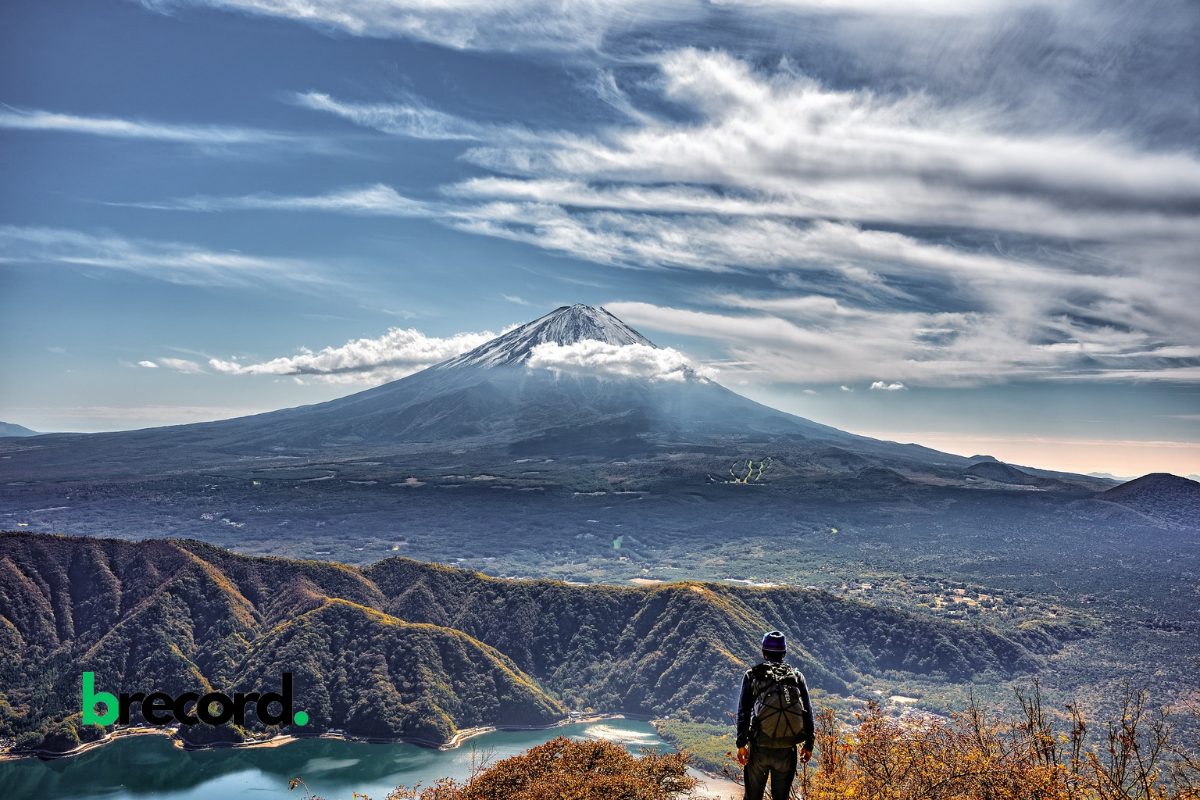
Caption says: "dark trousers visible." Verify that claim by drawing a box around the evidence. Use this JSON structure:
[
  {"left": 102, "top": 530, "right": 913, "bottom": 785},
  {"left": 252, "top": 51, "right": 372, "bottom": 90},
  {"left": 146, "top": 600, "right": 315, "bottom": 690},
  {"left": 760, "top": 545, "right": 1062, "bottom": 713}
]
[{"left": 743, "top": 744, "right": 797, "bottom": 800}]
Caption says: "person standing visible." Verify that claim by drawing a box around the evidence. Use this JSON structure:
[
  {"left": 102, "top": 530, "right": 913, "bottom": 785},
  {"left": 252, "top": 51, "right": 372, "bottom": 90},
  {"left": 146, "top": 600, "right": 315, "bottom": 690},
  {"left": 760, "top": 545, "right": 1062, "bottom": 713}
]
[{"left": 735, "top": 631, "right": 814, "bottom": 800}]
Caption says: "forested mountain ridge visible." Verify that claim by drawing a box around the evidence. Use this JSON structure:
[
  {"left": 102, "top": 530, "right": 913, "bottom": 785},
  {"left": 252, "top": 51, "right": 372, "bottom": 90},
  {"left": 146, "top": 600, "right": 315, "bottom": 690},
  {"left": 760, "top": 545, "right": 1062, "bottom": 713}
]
[{"left": 1, "top": 532, "right": 1055, "bottom": 752}]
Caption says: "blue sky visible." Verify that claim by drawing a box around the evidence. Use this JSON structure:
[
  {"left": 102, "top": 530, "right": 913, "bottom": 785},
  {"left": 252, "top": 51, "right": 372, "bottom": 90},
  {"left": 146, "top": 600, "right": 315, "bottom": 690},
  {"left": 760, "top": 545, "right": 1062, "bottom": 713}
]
[{"left": 1, "top": 0, "right": 1198, "bottom": 477}]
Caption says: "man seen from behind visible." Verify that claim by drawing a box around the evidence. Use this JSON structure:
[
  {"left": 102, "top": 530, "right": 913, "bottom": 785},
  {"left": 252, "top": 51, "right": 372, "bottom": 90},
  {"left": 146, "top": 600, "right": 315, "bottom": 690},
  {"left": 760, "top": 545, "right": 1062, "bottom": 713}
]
[{"left": 736, "top": 630, "right": 814, "bottom": 800}]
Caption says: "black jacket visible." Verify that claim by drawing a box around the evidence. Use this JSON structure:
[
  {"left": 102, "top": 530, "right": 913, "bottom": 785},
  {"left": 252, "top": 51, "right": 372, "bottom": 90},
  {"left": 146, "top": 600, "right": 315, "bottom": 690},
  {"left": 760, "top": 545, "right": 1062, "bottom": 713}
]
[{"left": 735, "top": 661, "right": 815, "bottom": 750}]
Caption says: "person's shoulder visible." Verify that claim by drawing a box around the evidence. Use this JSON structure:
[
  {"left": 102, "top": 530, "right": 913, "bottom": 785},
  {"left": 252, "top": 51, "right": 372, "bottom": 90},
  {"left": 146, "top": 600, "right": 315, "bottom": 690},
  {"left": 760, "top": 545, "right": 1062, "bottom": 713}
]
[{"left": 788, "top": 665, "right": 808, "bottom": 682}]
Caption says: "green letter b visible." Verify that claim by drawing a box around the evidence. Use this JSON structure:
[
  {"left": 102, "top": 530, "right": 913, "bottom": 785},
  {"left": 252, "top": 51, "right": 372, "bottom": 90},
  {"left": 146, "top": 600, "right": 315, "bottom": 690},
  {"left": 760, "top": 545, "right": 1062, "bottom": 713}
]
[{"left": 82, "top": 672, "right": 118, "bottom": 725}]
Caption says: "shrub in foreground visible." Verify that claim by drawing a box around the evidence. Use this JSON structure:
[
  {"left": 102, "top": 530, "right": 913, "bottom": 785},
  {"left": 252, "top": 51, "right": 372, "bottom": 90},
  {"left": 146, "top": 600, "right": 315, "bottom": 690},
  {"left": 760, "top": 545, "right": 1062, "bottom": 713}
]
[{"left": 292, "top": 736, "right": 697, "bottom": 800}]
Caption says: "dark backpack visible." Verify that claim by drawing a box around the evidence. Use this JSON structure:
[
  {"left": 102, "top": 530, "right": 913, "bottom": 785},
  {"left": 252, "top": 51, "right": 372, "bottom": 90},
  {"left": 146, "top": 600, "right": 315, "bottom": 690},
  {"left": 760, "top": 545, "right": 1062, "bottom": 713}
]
[{"left": 750, "top": 662, "right": 808, "bottom": 747}]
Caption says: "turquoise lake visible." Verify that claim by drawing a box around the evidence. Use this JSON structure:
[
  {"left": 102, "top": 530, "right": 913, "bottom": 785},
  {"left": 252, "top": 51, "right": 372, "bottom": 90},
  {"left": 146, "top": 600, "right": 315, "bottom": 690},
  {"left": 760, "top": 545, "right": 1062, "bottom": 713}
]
[{"left": 1, "top": 720, "right": 691, "bottom": 800}]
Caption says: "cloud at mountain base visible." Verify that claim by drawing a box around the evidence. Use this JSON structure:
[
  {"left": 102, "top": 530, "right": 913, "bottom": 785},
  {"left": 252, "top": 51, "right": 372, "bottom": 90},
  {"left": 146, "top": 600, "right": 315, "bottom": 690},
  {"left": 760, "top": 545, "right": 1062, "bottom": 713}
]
[
  {"left": 527, "top": 340, "right": 716, "bottom": 382},
  {"left": 209, "top": 327, "right": 498, "bottom": 384}
]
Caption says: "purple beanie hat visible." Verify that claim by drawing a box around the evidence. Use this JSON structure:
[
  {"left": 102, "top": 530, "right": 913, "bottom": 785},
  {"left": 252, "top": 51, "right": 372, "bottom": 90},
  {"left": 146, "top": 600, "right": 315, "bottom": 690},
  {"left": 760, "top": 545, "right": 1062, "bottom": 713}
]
[{"left": 762, "top": 630, "right": 786, "bottom": 652}]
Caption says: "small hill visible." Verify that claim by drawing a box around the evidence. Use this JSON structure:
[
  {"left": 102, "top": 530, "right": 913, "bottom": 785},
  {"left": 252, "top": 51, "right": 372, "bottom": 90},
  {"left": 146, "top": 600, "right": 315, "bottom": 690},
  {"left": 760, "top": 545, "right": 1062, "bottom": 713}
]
[
  {"left": 0, "top": 422, "right": 37, "bottom": 437},
  {"left": 1098, "top": 473, "right": 1200, "bottom": 530},
  {"left": 964, "top": 461, "right": 1060, "bottom": 488}
]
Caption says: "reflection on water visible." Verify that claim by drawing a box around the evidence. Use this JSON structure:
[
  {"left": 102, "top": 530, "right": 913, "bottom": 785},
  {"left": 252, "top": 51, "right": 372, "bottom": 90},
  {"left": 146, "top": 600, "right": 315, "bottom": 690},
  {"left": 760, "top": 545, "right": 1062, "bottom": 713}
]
[{"left": 0, "top": 719, "right": 675, "bottom": 800}]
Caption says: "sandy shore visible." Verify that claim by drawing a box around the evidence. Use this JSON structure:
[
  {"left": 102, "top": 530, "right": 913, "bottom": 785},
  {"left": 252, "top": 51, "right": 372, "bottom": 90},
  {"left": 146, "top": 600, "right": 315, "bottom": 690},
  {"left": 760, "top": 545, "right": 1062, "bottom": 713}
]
[
  {"left": 0, "top": 726, "right": 301, "bottom": 761},
  {"left": 689, "top": 769, "right": 743, "bottom": 799}
]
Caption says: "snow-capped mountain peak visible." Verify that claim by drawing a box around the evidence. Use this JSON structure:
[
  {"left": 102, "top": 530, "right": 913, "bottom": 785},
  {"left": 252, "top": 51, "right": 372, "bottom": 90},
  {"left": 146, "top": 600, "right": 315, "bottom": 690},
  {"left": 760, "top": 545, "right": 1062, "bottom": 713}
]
[{"left": 439, "top": 305, "right": 655, "bottom": 369}]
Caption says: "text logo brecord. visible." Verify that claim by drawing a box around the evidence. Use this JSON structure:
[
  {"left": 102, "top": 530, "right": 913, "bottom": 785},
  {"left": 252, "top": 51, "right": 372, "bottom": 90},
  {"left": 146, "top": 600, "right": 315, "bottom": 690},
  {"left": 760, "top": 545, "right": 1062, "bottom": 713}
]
[{"left": 82, "top": 672, "right": 309, "bottom": 727}]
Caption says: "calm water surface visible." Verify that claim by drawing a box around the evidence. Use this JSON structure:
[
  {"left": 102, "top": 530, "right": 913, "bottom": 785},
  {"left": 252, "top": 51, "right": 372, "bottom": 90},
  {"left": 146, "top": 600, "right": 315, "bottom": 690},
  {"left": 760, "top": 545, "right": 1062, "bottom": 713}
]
[{"left": 2, "top": 720, "right": 678, "bottom": 800}]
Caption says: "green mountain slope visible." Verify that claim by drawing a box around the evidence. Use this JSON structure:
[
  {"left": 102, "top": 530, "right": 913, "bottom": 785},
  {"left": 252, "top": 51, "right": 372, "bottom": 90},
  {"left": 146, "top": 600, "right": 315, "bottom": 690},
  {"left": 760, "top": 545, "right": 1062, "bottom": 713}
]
[
  {"left": 1, "top": 532, "right": 1048, "bottom": 751},
  {"left": 360, "top": 557, "right": 1042, "bottom": 720}
]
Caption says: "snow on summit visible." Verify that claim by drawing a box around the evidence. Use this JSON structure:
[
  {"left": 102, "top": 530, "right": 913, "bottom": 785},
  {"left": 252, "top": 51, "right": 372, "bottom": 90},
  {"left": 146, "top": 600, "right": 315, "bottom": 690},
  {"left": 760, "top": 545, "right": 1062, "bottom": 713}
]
[{"left": 440, "top": 305, "right": 655, "bottom": 369}]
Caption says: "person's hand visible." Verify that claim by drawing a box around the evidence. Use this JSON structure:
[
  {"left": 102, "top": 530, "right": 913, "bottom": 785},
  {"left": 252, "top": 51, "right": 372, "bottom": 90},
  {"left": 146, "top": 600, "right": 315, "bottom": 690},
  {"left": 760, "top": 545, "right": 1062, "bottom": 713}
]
[
  {"left": 799, "top": 746, "right": 813, "bottom": 764},
  {"left": 736, "top": 746, "right": 749, "bottom": 765}
]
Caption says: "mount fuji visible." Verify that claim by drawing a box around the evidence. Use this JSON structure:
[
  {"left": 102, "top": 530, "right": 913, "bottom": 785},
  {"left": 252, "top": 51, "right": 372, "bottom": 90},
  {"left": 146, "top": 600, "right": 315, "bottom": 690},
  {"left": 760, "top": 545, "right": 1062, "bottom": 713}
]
[{"left": 5, "top": 303, "right": 984, "bottom": 470}]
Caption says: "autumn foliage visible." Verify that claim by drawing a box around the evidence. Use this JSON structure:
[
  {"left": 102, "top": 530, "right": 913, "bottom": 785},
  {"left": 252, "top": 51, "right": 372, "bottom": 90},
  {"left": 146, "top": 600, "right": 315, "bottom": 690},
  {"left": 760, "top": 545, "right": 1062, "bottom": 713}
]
[
  {"left": 299, "top": 736, "right": 698, "bottom": 800},
  {"left": 787, "top": 685, "right": 1200, "bottom": 800}
]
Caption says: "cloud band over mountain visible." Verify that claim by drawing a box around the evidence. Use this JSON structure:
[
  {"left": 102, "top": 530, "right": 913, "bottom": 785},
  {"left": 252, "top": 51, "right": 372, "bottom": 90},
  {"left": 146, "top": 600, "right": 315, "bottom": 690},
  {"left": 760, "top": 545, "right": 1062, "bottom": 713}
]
[
  {"left": 527, "top": 340, "right": 715, "bottom": 382},
  {"left": 209, "top": 327, "right": 500, "bottom": 384}
]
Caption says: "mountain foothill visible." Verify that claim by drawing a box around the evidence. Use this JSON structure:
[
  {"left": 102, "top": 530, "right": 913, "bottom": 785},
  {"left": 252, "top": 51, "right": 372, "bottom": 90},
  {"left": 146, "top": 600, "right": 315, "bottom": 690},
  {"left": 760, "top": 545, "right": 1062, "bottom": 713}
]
[{"left": 0, "top": 532, "right": 1050, "bottom": 752}]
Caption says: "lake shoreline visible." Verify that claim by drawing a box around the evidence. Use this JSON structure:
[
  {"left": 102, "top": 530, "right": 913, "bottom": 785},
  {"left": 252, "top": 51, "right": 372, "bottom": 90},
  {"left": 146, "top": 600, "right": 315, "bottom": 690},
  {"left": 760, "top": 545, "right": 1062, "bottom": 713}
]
[
  {"left": 0, "top": 712, "right": 636, "bottom": 762},
  {"left": 1, "top": 716, "right": 743, "bottom": 798}
]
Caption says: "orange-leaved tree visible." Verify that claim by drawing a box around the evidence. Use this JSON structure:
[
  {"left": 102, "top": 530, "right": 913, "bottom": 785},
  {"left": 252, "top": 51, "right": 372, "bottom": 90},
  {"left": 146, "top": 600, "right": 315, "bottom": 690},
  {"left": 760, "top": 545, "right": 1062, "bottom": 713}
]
[
  {"left": 292, "top": 736, "right": 697, "bottom": 800},
  {"left": 786, "top": 683, "right": 1199, "bottom": 800}
]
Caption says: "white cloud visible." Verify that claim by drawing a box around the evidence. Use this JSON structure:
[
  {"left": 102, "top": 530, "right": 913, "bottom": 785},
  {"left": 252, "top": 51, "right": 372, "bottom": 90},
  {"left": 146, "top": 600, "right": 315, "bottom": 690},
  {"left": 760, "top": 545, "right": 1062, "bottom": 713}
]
[
  {"left": 870, "top": 381, "right": 905, "bottom": 391},
  {"left": 0, "top": 106, "right": 302, "bottom": 147},
  {"left": 840, "top": 385, "right": 854, "bottom": 392},
  {"left": 209, "top": 325, "right": 718, "bottom": 385},
  {"left": 138, "top": 360, "right": 159, "bottom": 368},
  {"left": 142, "top": 0, "right": 1057, "bottom": 52},
  {"left": 0, "top": 226, "right": 337, "bottom": 291},
  {"left": 293, "top": 92, "right": 488, "bottom": 139},
  {"left": 292, "top": 92, "right": 556, "bottom": 148},
  {"left": 209, "top": 326, "right": 498, "bottom": 384},
  {"left": 526, "top": 340, "right": 715, "bottom": 382},
  {"left": 124, "top": 184, "right": 435, "bottom": 216},
  {"left": 458, "top": 48, "right": 1200, "bottom": 243},
  {"left": 503, "top": 294, "right": 531, "bottom": 305},
  {"left": 606, "top": 298, "right": 1200, "bottom": 387},
  {"left": 159, "top": 358, "right": 205, "bottom": 373},
  {"left": 141, "top": 0, "right": 681, "bottom": 51}
]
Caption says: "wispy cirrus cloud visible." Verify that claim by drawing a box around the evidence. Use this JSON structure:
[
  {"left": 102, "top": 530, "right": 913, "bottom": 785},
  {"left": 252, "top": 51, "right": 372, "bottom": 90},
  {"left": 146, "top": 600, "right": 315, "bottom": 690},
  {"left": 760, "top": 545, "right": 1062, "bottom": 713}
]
[
  {"left": 0, "top": 105, "right": 305, "bottom": 148},
  {"left": 132, "top": 358, "right": 203, "bottom": 373},
  {"left": 120, "top": 184, "right": 435, "bottom": 216},
  {"left": 0, "top": 226, "right": 338, "bottom": 290},
  {"left": 209, "top": 326, "right": 499, "bottom": 384},
  {"left": 455, "top": 49, "right": 1200, "bottom": 242},
  {"left": 606, "top": 298, "right": 1200, "bottom": 388},
  {"left": 139, "top": 0, "right": 684, "bottom": 51},
  {"left": 158, "top": 358, "right": 205, "bottom": 373},
  {"left": 292, "top": 92, "right": 489, "bottom": 140},
  {"left": 138, "top": 0, "right": 1073, "bottom": 54}
]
